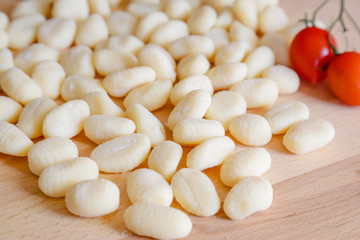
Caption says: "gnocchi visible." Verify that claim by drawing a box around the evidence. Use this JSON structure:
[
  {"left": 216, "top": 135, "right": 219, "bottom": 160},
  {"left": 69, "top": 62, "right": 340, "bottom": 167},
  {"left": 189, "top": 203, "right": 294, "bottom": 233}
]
[
  {"left": 65, "top": 179, "right": 120, "bottom": 217},
  {"left": 17, "top": 97, "right": 57, "bottom": 139},
  {"left": 0, "top": 121, "right": 33, "bottom": 157},
  {"left": 84, "top": 115, "right": 136, "bottom": 144},
  {"left": 90, "top": 133, "right": 151, "bottom": 173},
  {"left": 220, "top": 148, "right": 271, "bottom": 187},
  {"left": 103, "top": 66, "right": 156, "bottom": 98},
  {"left": 229, "top": 114, "right": 272, "bottom": 146},
  {"left": 0, "top": 96, "right": 23, "bottom": 123},
  {"left": 123, "top": 79, "right": 173, "bottom": 112},
  {"left": 127, "top": 168, "right": 173, "bottom": 206},
  {"left": 283, "top": 119, "right": 335, "bottom": 154},
  {"left": 28, "top": 137, "right": 79, "bottom": 176},
  {"left": 82, "top": 91, "right": 124, "bottom": 116},
  {"left": 0, "top": 67, "right": 43, "bottom": 105},
  {"left": 171, "top": 168, "right": 220, "bottom": 217},
  {"left": 206, "top": 62, "right": 247, "bottom": 91},
  {"left": 205, "top": 90, "right": 247, "bottom": 130},
  {"left": 170, "top": 74, "right": 213, "bottom": 106},
  {"left": 230, "top": 78, "right": 278, "bottom": 108},
  {"left": 42, "top": 99, "right": 90, "bottom": 138},
  {"left": 168, "top": 89, "right": 212, "bottom": 130},
  {"left": 126, "top": 103, "right": 166, "bottom": 147},
  {"left": 186, "top": 136, "right": 235, "bottom": 171},
  {"left": 124, "top": 202, "right": 192, "bottom": 240},
  {"left": 223, "top": 176, "right": 273, "bottom": 220},
  {"left": 147, "top": 141, "right": 183, "bottom": 181},
  {"left": 173, "top": 118, "right": 225, "bottom": 146},
  {"left": 265, "top": 101, "right": 310, "bottom": 134},
  {"left": 38, "top": 157, "right": 99, "bottom": 197}
]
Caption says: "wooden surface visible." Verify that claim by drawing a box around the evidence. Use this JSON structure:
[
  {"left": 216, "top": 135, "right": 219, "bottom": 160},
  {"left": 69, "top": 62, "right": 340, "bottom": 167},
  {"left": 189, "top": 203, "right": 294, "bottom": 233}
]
[{"left": 1, "top": 0, "right": 360, "bottom": 239}]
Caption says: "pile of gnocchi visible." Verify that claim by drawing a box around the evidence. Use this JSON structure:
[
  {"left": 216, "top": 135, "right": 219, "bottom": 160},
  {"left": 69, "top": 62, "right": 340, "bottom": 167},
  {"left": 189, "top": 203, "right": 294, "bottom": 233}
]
[{"left": 0, "top": 0, "right": 335, "bottom": 239}]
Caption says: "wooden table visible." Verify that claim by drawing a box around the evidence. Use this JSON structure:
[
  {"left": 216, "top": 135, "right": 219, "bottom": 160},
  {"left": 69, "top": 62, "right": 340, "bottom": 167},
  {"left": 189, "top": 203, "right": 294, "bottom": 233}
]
[{"left": 1, "top": 0, "right": 359, "bottom": 239}]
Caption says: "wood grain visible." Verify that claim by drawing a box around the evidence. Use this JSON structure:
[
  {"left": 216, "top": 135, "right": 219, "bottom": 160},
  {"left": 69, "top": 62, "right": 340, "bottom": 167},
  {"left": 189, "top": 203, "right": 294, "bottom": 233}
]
[{"left": 1, "top": 0, "right": 360, "bottom": 239}]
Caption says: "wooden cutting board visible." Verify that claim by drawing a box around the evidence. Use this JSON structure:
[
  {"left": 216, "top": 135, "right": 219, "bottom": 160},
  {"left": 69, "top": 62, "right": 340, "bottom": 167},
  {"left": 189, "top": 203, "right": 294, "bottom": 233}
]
[{"left": 1, "top": 0, "right": 359, "bottom": 239}]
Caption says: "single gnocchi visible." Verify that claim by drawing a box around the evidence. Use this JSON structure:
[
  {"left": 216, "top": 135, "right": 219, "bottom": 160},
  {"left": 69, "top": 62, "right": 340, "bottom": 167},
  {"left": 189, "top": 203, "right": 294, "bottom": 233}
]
[
  {"left": 52, "top": 0, "right": 90, "bottom": 20},
  {"left": 187, "top": 5, "right": 217, "bottom": 34},
  {"left": 176, "top": 53, "right": 210, "bottom": 80},
  {"left": 220, "top": 148, "right": 272, "bottom": 187},
  {"left": 259, "top": 32, "right": 290, "bottom": 66},
  {"left": 137, "top": 43, "right": 176, "bottom": 82},
  {"left": 37, "top": 17, "right": 77, "bottom": 50},
  {"left": 214, "top": 40, "right": 252, "bottom": 66},
  {"left": 38, "top": 157, "right": 99, "bottom": 197},
  {"left": 283, "top": 119, "right": 335, "bottom": 154},
  {"left": 135, "top": 11, "right": 168, "bottom": 42},
  {"left": 123, "top": 79, "right": 173, "bottom": 112},
  {"left": 59, "top": 45, "right": 95, "bottom": 78},
  {"left": 206, "top": 62, "right": 247, "bottom": 91},
  {"left": 230, "top": 78, "right": 278, "bottom": 108},
  {"left": 259, "top": 4, "right": 289, "bottom": 33},
  {"left": 124, "top": 202, "right": 192, "bottom": 240},
  {"left": 229, "top": 114, "right": 272, "bottom": 146},
  {"left": 233, "top": 0, "right": 258, "bottom": 30},
  {"left": 126, "top": 103, "right": 166, "bottom": 147},
  {"left": 170, "top": 74, "right": 213, "bottom": 106},
  {"left": 168, "top": 90, "right": 212, "bottom": 130},
  {"left": 265, "top": 101, "right": 310, "bottom": 134},
  {"left": 171, "top": 168, "right": 220, "bottom": 217},
  {"left": 103, "top": 66, "right": 156, "bottom": 98},
  {"left": 17, "top": 97, "right": 57, "bottom": 139},
  {"left": 173, "top": 118, "right": 225, "bottom": 146},
  {"left": 186, "top": 136, "right": 235, "bottom": 171},
  {"left": 127, "top": 168, "right": 173, "bottom": 206},
  {"left": 94, "top": 49, "right": 137, "bottom": 76},
  {"left": 0, "top": 48, "right": 14, "bottom": 74},
  {"left": 90, "top": 133, "right": 151, "bottom": 173},
  {"left": 31, "top": 60, "right": 66, "bottom": 100},
  {"left": 262, "top": 65, "right": 300, "bottom": 94},
  {"left": 229, "top": 20, "right": 258, "bottom": 48},
  {"left": 147, "top": 140, "right": 183, "bottom": 182},
  {"left": 149, "top": 20, "right": 189, "bottom": 47},
  {"left": 82, "top": 91, "right": 124, "bottom": 116},
  {"left": 223, "top": 176, "right": 273, "bottom": 220},
  {"left": 167, "top": 35, "right": 215, "bottom": 61},
  {"left": 95, "top": 35, "right": 144, "bottom": 55},
  {"left": 164, "top": 0, "right": 192, "bottom": 20},
  {"left": 0, "top": 96, "right": 23, "bottom": 123},
  {"left": 28, "top": 137, "right": 79, "bottom": 176},
  {"left": 107, "top": 10, "right": 137, "bottom": 36},
  {"left": 65, "top": 179, "right": 120, "bottom": 217},
  {"left": 0, "top": 67, "right": 43, "bottom": 105},
  {"left": 75, "top": 13, "right": 108, "bottom": 48},
  {"left": 205, "top": 90, "right": 247, "bottom": 130},
  {"left": 0, "top": 121, "right": 33, "bottom": 157},
  {"left": 60, "top": 75, "right": 106, "bottom": 101},
  {"left": 244, "top": 45, "right": 275, "bottom": 78},
  {"left": 84, "top": 115, "right": 136, "bottom": 144},
  {"left": 42, "top": 100, "right": 90, "bottom": 139},
  {"left": 126, "top": 2, "right": 161, "bottom": 18}
]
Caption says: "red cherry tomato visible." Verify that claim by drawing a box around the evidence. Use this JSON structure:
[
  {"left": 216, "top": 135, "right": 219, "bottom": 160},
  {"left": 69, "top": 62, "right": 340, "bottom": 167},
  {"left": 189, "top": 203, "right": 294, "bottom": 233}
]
[
  {"left": 327, "top": 51, "right": 360, "bottom": 105},
  {"left": 290, "top": 26, "right": 337, "bottom": 84}
]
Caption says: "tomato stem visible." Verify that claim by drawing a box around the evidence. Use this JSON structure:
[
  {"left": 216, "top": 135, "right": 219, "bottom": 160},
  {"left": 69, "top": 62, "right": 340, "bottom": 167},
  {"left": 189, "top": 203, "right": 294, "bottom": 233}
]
[
  {"left": 327, "top": 0, "right": 346, "bottom": 56},
  {"left": 312, "top": 0, "right": 330, "bottom": 24},
  {"left": 345, "top": 9, "right": 360, "bottom": 36}
]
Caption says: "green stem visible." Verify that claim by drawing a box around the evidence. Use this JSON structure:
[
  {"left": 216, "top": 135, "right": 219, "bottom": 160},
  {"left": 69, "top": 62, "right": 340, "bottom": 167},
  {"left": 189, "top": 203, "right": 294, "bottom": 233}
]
[
  {"left": 345, "top": 8, "right": 360, "bottom": 35},
  {"left": 312, "top": 0, "right": 330, "bottom": 24},
  {"left": 327, "top": 0, "right": 346, "bottom": 55}
]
